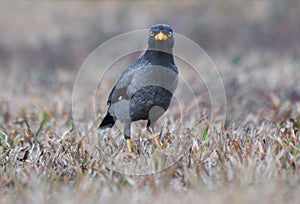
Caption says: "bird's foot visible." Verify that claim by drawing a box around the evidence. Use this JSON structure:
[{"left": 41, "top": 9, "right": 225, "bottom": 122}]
[
  {"left": 147, "top": 132, "right": 163, "bottom": 147},
  {"left": 108, "top": 128, "right": 113, "bottom": 137}
]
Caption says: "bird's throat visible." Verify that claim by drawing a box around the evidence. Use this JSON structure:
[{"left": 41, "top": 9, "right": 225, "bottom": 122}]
[{"left": 144, "top": 49, "right": 175, "bottom": 66}]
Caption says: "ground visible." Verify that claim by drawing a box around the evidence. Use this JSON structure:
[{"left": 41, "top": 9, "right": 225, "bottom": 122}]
[{"left": 0, "top": 1, "right": 299, "bottom": 204}]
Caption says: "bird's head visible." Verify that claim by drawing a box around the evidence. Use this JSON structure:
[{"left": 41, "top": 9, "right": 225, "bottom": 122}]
[{"left": 148, "top": 24, "right": 174, "bottom": 52}]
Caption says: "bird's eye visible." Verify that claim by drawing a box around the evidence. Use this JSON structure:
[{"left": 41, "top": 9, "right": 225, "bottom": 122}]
[
  {"left": 150, "top": 30, "right": 155, "bottom": 37},
  {"left": 167, "top": 31, "right": 173, "bottom": 37}
]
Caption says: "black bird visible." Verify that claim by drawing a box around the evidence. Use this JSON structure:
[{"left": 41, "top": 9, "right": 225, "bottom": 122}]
[{"left": 99, "top": 24, "right": 178, "bottom": 152}]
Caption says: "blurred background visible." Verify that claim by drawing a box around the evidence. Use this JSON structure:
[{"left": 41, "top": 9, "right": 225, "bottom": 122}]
[{"left": 0, "top": 1, "right": 299, "bottom": 121}]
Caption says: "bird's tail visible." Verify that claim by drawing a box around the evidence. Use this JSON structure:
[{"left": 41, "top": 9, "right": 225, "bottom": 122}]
[{"left": 99, "top": 112, "right": 115, "bottom": 129}]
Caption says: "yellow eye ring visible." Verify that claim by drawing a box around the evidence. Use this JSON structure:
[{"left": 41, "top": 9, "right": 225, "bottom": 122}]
[
  {"left": 150, "top": 30, "right": 155, "bottom": 37},
  {"left": 167, "top": 31, "right": 173, "bottom": 37}
]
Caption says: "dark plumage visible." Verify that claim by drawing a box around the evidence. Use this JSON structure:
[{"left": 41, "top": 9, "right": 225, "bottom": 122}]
[{"left": 99, "top": 24, "right": 178, "bottom": 152}]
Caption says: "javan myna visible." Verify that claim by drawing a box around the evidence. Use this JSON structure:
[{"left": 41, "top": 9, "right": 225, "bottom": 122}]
[{"left": 99, "top": 24, "right": 178, "bottom": 152}]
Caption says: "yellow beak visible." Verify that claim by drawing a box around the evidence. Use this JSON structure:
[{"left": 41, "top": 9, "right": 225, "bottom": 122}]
[{"left": 154, "top": 31, "right": 168, "bottom": 41}]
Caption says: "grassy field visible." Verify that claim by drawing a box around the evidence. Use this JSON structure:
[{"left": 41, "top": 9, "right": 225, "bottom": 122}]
[
  {"left": 1, "top": 1, "right": 300, "bottom": 204},
  {"left": 2, "top": 56, "right": 300, "bottom": 203}
]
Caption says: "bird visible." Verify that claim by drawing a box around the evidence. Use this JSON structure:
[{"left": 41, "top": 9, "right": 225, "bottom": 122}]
[{"left": 99, "top": 23, "right": 178, "bottom": 153}]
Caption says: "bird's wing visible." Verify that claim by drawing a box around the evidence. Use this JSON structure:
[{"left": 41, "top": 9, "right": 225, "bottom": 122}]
[
  {"left": 107, "top": 85, "right": 116, "bottom": 105},
  {"left": 107, "top": 58, "right": 149, "bottom": 105},
  {"left": 170, "top": 64, "right": 179, "bottom": 91}
]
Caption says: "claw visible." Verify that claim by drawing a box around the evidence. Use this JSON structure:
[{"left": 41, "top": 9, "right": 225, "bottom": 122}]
[
  {"left": 108, "top": 128, "right": 112, "bottom": 137},
  {"left": 147, "top": 132, "right": 163, "bottom": 147},
  {"left": 154, "top": 136, "right": 163, "bottom": 147}
]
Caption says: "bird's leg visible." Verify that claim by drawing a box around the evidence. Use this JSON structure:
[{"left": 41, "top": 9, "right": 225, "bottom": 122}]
[
  {"left": 124, "top": 122, "right": 132, "bottom": 153},
  {"left": 125, "top": 137, "right": 131, "bottom": 153},
  {"left": 146, "top": 120, "right": 163, "bottom": 147}
]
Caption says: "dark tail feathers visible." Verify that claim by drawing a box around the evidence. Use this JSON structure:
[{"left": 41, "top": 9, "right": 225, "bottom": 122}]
[{"left": 99, "top": 112, "right": 115, "bottom": 129}]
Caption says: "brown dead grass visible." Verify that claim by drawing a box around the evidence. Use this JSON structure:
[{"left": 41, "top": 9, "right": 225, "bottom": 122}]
[
  {"left": 0, "top": 78, "right": 299, "bottom": 203},
  {"left": 0, "top": 2, "right": 300, "bottom": 203}
]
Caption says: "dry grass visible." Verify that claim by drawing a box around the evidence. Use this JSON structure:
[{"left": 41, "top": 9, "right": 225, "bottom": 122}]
[
  {"left": 1, "top": 2, "right": 300, "bottom": 203},
  {"left": 1, "top": 58, "right": 300, "bottom": 203}
]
